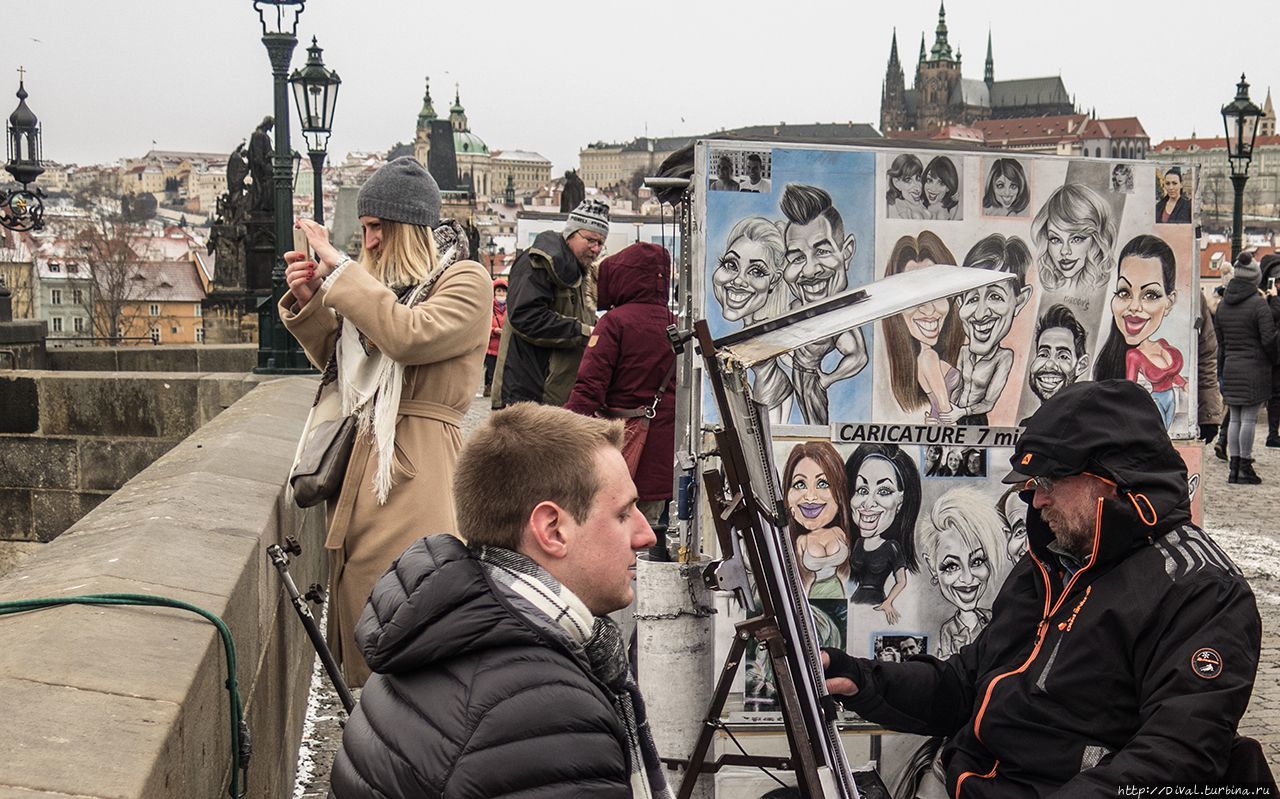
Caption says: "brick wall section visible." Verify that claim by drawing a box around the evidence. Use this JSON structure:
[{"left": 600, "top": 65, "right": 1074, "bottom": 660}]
[{"left": 0, "top": 370, "right": 269, "bottom": 541}]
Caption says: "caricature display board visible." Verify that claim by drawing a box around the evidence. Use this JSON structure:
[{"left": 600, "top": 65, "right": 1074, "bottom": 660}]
[{"left": 687, "top": 140, "right": 1204, "bottom": 723}]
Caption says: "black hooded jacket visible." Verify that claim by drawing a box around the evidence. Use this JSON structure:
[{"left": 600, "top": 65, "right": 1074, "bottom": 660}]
[
  {"left": 1215, "top": 274, "right": 1279, "bottom": 406},
  {"left": 328, "top": 535, "right": 632, "bottom": 798},
  {"left": 828, "top": 435, "right": 1261, "bottom": 795}
]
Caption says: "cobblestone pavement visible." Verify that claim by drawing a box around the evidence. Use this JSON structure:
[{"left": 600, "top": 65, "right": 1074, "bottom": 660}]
[
  {"left": 1201, "top": 433, "right": 1280, "bottom": 770},
  {"left": 294, "top": 402, "right": 1280, "bottom": 793}
]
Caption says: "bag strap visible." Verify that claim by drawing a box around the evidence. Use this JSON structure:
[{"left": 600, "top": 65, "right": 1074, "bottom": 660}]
[{"left": 606, "top": 357, "right": 677, "bottom": 420}]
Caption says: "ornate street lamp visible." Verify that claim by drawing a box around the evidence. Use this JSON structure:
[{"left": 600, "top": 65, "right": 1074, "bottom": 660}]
[
  {"left": 1222, "top": 73, "right": 1263, "bottom": 261},
  {"left": 289, "top": 36, "right": 340, "bottom": 226},
  {"left": 252, "top": 0, "right": 311, "bottom": 374},
  {"left": 2, "top": 72, "right": 45, "bottom": 232},
  {"left": 486, "top": 238, "right": 497, "bottom": 277}
]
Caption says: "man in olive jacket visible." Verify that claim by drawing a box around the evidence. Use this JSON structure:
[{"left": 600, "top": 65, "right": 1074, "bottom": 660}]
[
  {"left": 493, "top": 200, "right": 610, "bottom": 407},
  {"left": 329, "top": 403, "right": 671, "bottom": 799}
]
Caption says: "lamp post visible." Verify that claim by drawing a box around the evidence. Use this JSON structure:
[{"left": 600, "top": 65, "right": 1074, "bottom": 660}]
[
  {"left": 1222, "top": 73, "right": 1263, "bottom": 262},
  {"left": 486, "top": 238, "right": 496, "bottom": 277},
  {"left": 2, "top": 71, "right": 45, "bottom": 232},
  {"left": 290, "top": 37, "right": 340, "bottom": 227},
  {"left": 252, "top": 0, "right": 311, "bottom": 374}
]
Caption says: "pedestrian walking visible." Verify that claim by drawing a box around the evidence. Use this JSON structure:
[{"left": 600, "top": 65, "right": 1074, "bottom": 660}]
[
  {"left": 564, "top": 242, "right": 677, "bottom": 528},
  {"left": 483, "top": 277, "right": 507, "bottom": 397},
  {"left": 281, "top": 156, "right": 491, "bottom": 686},
  {"left": 1214, "top": 252, "right": 1278, "bottom": 484},
  {"left": 1260, "top": 253, "right": 1280, "bottom": 447},
  {"left": 492, "top": 199, "right": 610, "bottom": 408}
]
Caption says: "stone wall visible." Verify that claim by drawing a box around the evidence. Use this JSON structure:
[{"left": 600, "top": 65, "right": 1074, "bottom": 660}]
[
  {"left": 46, "top": 343, "right": 258, "bottom": 373},
  {"left": 0, "top": 370, "right": 267, "bottom": 541},
  {"left": 0, "top": 377, "right": 325, "bottom": 798}
]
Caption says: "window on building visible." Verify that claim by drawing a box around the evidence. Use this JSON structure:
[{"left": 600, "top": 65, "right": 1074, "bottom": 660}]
[
  {"left": 195, "top": 327, "right": 205, "bottom": 343},
  {"left": 51, "top": 289, "right": 62, "bottom": 305},
  {"left": 73, "top": 289, "right": 84, "bottom": 305},
  {"left": 73, "top": 317, "right": 85, "bottom": 333},
  {"left": 48, "top": 262, "right": 60, "bottom": 273},
  {"left": 149, "top": 326, "right": 161, "bottom": 344},
  {"left": 67, "top": 263, "right": 79, "bottom": 274},
  {"left": 52, "top": 317, "right": 63, "bottom": 332},
  {"left": 150, "top": 304, "right": 160, "bottom": 317},
  {"left": 170, "top": 325, "right": 178, "bottom": 334},
  {"left": 193, "top": 303, "right": 202, "bottom": 317}
]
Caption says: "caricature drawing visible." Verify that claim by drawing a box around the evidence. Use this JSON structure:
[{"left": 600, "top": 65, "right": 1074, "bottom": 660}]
[
  {"left": 1111, "top": 163, "right": 1134, "bottom": 193},
  {"left": 1094, "top": 234, "right": 1185, "bottom": 428},
  {"left": 782, "top": 442, "right": 852, "bottom": 600},
  {"left": 779, "top": 184, "right": 869, "bottom": 425},
  {"left": 844, "top": 443, "right": 921, "bottom": 625},
  {"left": 1028, "top": 304, "right": 1090, "bottom": 402},
  {"left": 885, "top": 153, "right": 929, "bottom": 220},
  {"left": 983, "top": 158, "right": 1030, "bottom": 216},
  {"left": 1031, "top": 182, "right": 1117, "bottom": 291},
  {"left": 923, "top": 156, "right": 961, "bottom": 221},
  {"left": 919, "top": 487, "right": 1006, "bottom": 658},
  {"left": 881, "top": 232, "right": 964, "bottom": 423},
  {"left": 953, "top": 234, "right": 1034, "bottom": 425},
  {"left": 996, "top": 484, "right": 1029, "bottom": 564},
  {"left": 713, "top": 216, "right": 795, "bottom": 422}
]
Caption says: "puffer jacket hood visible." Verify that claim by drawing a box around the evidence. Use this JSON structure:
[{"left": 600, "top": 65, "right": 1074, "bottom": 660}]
[
  {"left": 1006, "top": 379, "right": 1190, "bottom": 567},
  {"left": 596, "top": 241, "right": 671, "bottom": 310},
  {"left": 528, "top": 229, "right": 583, "bottom": 287},
  {"left": 1223, "top": 274, "right": 1261, "bottom": 305},
  {"left": 356, "top": 534, "right": 577, "bottom": 676}
]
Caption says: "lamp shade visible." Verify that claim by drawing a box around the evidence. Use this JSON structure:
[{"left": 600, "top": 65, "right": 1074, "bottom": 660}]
[
  {"left": 289, "top": 37, "right": 340, "bottom": 152},
  {"left": 5, "top": 80, "right": 43, "bottom": 187},
  {"left": 1222, "top": 73, "right": 1263, "bottom": 177}
]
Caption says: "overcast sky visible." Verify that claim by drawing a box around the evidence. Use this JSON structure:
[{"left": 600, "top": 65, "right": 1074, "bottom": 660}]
[{"left": 2, "top": 1, "right": 1274, "bottom": 174}]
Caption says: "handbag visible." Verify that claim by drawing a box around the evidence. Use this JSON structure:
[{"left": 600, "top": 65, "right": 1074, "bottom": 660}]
[
  {"left": 290, "top": 414, "right": 357, "bottom": 508},
  {"left": 599, "top": 360, "right": 677, "bottom": 478}
]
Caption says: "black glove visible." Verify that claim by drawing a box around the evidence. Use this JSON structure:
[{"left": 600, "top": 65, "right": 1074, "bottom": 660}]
[
  {"left": 821, "top": 646, "right": 865, "bottom": 697},
  {"left": 1200, "top": 423, "right": 1219, "bottom": 444}
]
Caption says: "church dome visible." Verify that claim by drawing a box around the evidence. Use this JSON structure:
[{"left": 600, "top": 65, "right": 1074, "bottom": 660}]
[{"left": 454, "top": 130, "right": 488, "bottom": 155}]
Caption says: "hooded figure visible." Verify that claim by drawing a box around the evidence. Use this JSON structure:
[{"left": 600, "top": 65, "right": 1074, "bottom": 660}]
[
  {"left": 1214, "top": 254, "right": 1278, "bottom": 482},
  {"left": 824, "top": 379, "right": 1263, "bottom": 795},
  {"left": 565, "top": 242, "right": 677, "bottom": 515},
  {"left": 483, "top": 277, "right": 508, "bottom": 395}
]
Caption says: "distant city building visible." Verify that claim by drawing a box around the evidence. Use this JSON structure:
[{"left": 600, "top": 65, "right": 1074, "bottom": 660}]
[
  {"left": 579, "top": 122, "right": 880, "bottom": 189},
  {"left": 1151, "top": 120, "right": 1280, "bottom": 230},
  {"left": 491, "top": 150, "right": 553, "bottom": 197},
  {"left": 31, "top": 236, "right": 94, "bottom": 345},
  {"left": 880, "top": 3, "right": 1077, "bottom": 135},
  {"left": 0, "top": 228, "right": 35, "bottom": 319},
  {"left": 888, "top": 113, "right": 1149, "bottom": 158}
]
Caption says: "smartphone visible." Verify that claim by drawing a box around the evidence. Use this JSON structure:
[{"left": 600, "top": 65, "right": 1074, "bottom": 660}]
[{"left": 1270, "top": 277, "right": 1276, "bottom": 291}]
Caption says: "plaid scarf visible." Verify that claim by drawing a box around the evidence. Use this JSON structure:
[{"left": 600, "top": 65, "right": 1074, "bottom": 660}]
[{"left": 476, "top": 546, "right": 672, "bottom": 799}]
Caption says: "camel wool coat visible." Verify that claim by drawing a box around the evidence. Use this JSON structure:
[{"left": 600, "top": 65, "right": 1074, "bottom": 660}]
[{"left": 280, "top": 258, "right": 491, "bottom": 687}]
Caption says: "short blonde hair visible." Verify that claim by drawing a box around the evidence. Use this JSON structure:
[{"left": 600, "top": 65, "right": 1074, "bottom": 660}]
[
  {"left": 454, "top": 403, "right": 625, "bottom": 550},
  {"left": 360, "top": 218, "right": 440, "bottom": 288}
]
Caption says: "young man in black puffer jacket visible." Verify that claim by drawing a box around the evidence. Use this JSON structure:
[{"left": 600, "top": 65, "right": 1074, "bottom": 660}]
[{"left": 328, "top": 403, "right": 670, "bottom": 799}]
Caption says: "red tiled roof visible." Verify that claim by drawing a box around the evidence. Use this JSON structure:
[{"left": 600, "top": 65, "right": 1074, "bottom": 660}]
[{"left": 975, "top": 114, "right": 1086, "bottom": 142}]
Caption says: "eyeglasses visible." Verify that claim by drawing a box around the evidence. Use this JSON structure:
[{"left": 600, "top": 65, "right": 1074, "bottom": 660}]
[
  {"left": 1023, "top": 471, "right": 1115, "bottom": 495},
  {"left": 575, "top": 232, "right": 607, "bottom": 252}
]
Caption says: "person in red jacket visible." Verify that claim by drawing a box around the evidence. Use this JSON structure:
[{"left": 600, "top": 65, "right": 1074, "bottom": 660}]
[
  {"left": 566, "top": 242, "right": 677, "bottom": 526},
  {"left": 483, "top": 277, "right": 507, "bottom": 397}
]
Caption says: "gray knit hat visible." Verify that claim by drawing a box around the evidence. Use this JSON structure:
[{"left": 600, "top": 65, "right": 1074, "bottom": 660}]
[
  {"left": 357, "top": 156, "right": 441, "bottom": 227},
  {"left": 1234, "top": 255, "right": 1261, "bottom": 286},
  {"left": 563, "top": 199, "right": 610, "bottom": 239}
]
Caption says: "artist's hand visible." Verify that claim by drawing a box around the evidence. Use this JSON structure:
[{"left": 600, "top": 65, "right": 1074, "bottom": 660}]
[
  {"left": 821, "top": 648, "right": 860, "bottom": 697},
  {"left": 295, "top": 218, "right": 344, "bottom": 275},
  {"left": 1199, "top": 423, "right": 1219, "bottom": 444},
  {"left": 283, "top": 250, "right": 322, "bottom": 306}
]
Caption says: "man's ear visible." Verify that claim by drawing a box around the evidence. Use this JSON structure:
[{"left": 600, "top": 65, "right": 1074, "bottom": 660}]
[
  {"left": 1014, "top": 284, "right": 1033, "bottom": 314},
  {"left": 526, "top": 500, "right": 571, "bottom": 560},
  {"left": 842, "top": 233, "right": 857, "bottom": 265},
  {"left": 1075, "top": 354, "right": 1090, "bottom": 379}
]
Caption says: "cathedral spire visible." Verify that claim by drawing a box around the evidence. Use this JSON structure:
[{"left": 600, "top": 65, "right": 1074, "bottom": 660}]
[
  {"left": 417, "top": 77, "right": 437, "bottom": 128},
  {"left": 984, "top": 29, "right": 994, "bottom": 87},
  {"left": 889, "top": 28, "right": 900, "bottom": 70},
  {"left": 930, "top": 1, "right": 953, "bottom": 62},
  {"left": 919, "top": 33, "right": 926, "bottom": 64}
]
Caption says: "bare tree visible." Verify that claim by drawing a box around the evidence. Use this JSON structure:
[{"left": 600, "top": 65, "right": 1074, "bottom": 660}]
[{"left": 71, "top": 180, "right": 166, "bottom": 344}]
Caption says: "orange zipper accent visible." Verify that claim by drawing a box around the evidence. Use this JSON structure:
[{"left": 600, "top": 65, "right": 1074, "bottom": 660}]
[
  {"left": 955, "top": 760, "right": 999, "bottom": 798},
  {"left": 971, "top": 498, "right": 1104, "bottom": 745}
]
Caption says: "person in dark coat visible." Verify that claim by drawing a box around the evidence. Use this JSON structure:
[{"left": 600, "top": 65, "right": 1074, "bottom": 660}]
[
  {"left": 492, "top": 200, "right": 610, "bottom": 408},
  {"left": 329, "top": 404, "right": 671, "bottom": 799},
  {"left": 822, "top": 380, "right": 1263, "bottom": 796},
  {"left": 1214, "top": 254, "right": 1278, "bottom": 483},
  {"left": 565, "top": 242, "right": 677, "bottom": 526},
  {"left": 1259, "top": 253, "right": 1280, "bottom": 447}
]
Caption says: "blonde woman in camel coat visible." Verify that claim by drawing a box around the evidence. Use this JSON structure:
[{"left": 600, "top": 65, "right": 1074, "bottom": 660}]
[{"left": 281, "top": 157, "right": 490, "bottom": 687}]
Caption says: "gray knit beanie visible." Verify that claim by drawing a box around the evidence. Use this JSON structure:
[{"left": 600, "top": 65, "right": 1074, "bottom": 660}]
[
  {"left": 357, "top": 156, "right": 441, "bottom": 227},
  {"left": 1234, "top": 256, "right": 1261, "bottom": 286},
  {"left": 563, "top": 199, "right": 611, "bottom": 239}
]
